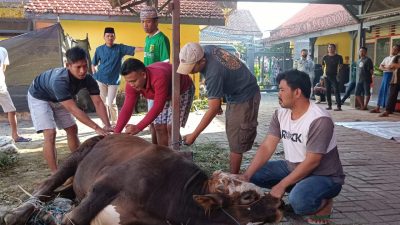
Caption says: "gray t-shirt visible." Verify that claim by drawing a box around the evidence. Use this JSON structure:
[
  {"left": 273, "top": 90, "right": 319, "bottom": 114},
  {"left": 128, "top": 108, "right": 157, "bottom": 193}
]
[
  {"left": 357, "top": 57, "right": 374, "bottom": 83},
  {"left": 201, "top": 45, "right": 259, "bottom": 103},
  {"left": 268, "top": 103, "right": 345, "bottom": 184},
  {"left": 29, "top": 67, "right": 100, "bottom": 102}
]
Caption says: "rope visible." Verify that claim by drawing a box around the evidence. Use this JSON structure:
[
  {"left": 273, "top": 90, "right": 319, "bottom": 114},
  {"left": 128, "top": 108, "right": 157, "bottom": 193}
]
[{"left": 27, "top": 197, "right": 73, "bottom": 225}]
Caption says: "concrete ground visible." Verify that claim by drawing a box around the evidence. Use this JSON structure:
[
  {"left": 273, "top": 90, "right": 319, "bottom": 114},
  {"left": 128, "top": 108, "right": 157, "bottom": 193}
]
[{"left": 1, "top": 92, "right": 400, "bottom": 225}]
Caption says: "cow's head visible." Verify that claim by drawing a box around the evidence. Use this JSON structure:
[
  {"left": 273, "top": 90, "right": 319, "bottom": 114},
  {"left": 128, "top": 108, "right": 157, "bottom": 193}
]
[
  {"left": 193, "top": 171, "right": 283, "bottom": 224},
  {"left": 207, "top": 170, "right": 264, "bottom": 196},
  {"left": 193, "top": 191, "right": 283, "bottom": 224}
]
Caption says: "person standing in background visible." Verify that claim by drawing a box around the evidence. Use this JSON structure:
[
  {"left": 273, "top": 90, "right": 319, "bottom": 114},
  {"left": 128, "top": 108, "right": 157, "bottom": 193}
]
[
  {"left": 293, "top": 49, "right": 315, "bottom": 95},
  {"left": 0, "top": 46, "right": 31, "bottom": 143},
  {"left": 140, "top": 6, "right": 171, "bottom": 145},
  {"left": 354, "top": 47, "right": 374, "bottom": 110},
  {"left": 92, "top": 27, "right": 143, "bottom": 125},
  {"left": 322, "top": 44, "right": 343, "bottom": 111},
  {"left": 369, "top": 45, "right": 400, "bottom": 113}
]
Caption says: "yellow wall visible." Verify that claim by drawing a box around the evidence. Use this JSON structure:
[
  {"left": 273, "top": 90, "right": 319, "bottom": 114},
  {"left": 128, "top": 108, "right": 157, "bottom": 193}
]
[
  {"left": 59, "top": 20, "right": 200, "bottom": 98},
  {"left": 0, "top": 7, "right": 24, "bottom": 18},
  {"left": 315, "top": 32, "right": 352, "bottom": 64}
]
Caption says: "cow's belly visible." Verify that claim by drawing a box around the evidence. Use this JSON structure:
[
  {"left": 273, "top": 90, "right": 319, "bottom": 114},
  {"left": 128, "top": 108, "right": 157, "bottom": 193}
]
[{"left": 90, "top": 205, "right": 121, "bottom": 225}]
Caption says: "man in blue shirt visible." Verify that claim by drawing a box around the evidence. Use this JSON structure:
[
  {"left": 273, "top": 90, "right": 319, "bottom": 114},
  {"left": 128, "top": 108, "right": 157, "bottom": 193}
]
[
  {"left": 92, "top": 27, "right": 143, "bottom": 125},
  {"left": 28, "top": 47, "right": 112, "bottom": 173}
]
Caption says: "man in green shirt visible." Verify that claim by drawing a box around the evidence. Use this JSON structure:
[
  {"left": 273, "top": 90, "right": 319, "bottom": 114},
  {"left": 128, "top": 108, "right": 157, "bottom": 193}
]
[{"left": 140, "top": 6, "right": 171, "bottom": 145}]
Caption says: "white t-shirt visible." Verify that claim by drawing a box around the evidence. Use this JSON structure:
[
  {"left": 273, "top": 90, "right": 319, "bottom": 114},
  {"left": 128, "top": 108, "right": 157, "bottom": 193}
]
[
  {"left": 380, "top": 55, "right": 396, "bottom": 71},
  {"left": 0, "top": 47, "right": 10, "bottom": 92},
  {"left": 268, "top": 102, "right": 345, "bottom": 184}
]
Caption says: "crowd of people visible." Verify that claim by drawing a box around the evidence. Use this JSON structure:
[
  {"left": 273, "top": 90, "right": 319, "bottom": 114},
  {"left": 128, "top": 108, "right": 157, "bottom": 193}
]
[{"left": 3, "top": 8, "right": 400, "bottom": 225}]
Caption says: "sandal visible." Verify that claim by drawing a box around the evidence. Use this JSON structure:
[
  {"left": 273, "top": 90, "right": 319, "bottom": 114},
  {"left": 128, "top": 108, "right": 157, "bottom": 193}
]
[
  {"left": 304, "top": 214, "right": 331, "bottom": 225},
  {"left": 14, "top": 136, "right": 32, "bottom": 143},
  {"left": 369, "top": 108, "right": 380, "bottom": 113},
  {"left": 379, "top": 112, "right": 389, "bottom": 117}
]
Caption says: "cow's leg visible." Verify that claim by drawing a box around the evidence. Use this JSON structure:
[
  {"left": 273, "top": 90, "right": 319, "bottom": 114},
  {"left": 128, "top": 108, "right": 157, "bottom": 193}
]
[
  {"left": 34, "top": 135, "right": 104, "bottom": 198},
  {"left": 62, "top": 176, "right": 119, "bottom": 225},
  {"left": 2, "top": 136, "right": 104, "bottom": 225}
]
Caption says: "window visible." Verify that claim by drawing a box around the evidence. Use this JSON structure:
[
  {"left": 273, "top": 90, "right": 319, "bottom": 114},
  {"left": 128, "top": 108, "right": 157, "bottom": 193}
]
[{"left": 375, "top": 38, "right": 390, "bottom": 65}]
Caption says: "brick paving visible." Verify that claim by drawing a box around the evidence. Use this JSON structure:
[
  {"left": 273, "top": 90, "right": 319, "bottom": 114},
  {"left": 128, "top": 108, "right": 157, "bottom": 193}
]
[{"left": 1, "top": 92, "right": 400, "bottom": 224}]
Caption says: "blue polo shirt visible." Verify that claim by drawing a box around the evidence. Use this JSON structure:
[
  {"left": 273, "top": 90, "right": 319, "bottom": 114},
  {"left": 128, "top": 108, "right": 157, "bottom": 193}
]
[
  {"left": 92, "top": 44, "right": 135, "bottom": 85},
  {"left": 28, "top": 68, "right": 100, "bottom": 102}
]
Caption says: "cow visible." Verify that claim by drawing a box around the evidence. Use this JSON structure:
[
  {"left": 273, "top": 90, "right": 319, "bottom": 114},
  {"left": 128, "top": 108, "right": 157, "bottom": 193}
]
[{"left": 2, "top": 134, "right": 283, "bottom": 225}]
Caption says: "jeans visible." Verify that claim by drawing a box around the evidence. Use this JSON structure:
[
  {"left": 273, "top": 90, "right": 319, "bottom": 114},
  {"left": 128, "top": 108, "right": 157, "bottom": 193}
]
[
  {"left": 341, "top": 81, "right": 356, "bottom": 104},
  {"left": 250, "top": 160, "right": 342, "bottom": 215}
]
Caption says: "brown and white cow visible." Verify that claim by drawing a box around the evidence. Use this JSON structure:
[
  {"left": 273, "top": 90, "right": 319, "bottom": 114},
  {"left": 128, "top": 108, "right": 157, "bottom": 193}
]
[{"left": 2, "top": 134, "right": 283, "bottom": 225}]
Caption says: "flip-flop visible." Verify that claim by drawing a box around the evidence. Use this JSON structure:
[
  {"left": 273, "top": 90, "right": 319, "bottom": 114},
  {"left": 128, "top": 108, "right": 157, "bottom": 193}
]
[
  {"left": 304, "top": 214, "right": 331, "bottom": 225},
  {"left": 369, "top": 108, "right": 380, "bottom": 113},
  {"left": 14, "top": 137, "right": 32, "bottom": 143}
]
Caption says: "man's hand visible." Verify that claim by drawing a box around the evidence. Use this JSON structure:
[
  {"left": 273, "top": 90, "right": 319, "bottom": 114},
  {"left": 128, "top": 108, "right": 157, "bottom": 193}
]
[
  {"left": 183, "top": 133, "right": 197, "bottom": 146},
  {"left": 270, "top": 183, "right": 286, "bottom": 199},
  {"left": 235, "top": 174, "right": 250, "bottom": 182},
  {"left": 103, "top": 125, "right": 114, "bottom": 132},
  {"left": 217, "top": 107, "right": 223, "bottom": 115},
  {"left": 94, "top": 126, "right": 110, "bottom": 136},
  {"left": 125, "top": 124, "right": 140, "bottom": 135}
]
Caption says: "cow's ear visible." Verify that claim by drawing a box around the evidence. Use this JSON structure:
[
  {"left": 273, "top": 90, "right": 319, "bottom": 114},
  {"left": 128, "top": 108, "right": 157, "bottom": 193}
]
[{"left": 193, "top": 194, "right": 224, "bottom": 211}]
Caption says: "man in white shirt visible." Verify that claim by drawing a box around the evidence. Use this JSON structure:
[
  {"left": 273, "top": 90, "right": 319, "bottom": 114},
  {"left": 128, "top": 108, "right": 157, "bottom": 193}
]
[
  {"left": 240, "top": 69, "right": 344, "bottom": 224},
  {"left": 0, "top": 46, "right": 31, "bottom": 142}
]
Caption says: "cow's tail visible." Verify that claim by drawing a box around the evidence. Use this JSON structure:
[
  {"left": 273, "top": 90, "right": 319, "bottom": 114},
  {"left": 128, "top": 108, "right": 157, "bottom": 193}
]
[{"left": 33, "top": 135, "right": 105, "bottom": 198}]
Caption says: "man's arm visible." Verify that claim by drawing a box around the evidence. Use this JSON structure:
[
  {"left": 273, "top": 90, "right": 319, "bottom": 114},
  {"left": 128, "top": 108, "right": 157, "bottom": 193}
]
[
  {"left": 90, "top": 95, "right": 112, "bottom": 129},
  {"left": 184, "top": 98, "right": 221, "bottom": 145},
  {"left": 338, "top": 55, "right": 344, "bottom": 70},
  {"left": 60, "top": 99, "right": 109, "bottom": 135},
  {"left": 242, "top": 134, "right": 280, "bottom": 180},
  {"left": 270, "top": 152, "right": 323, "bottom": 198}
]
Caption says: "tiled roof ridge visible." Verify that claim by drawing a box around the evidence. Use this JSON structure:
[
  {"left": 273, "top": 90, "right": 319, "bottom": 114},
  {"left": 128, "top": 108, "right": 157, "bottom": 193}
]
[
  {"left": 269, "top": 4, "right": 357, "bottom": 41},
  {"left": 24, "top": 0, "right": 224, "bottom": 20}
]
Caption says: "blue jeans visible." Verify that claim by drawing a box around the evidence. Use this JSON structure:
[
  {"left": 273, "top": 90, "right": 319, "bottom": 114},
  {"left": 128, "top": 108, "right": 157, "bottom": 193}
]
[{"left": 250, "top": 160, "right": 342, "bottom": 215}]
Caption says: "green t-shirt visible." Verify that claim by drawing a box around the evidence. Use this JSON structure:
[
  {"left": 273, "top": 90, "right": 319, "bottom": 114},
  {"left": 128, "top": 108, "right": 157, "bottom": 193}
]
[{"left": 144, "top": 31, "right": 170, "bottom": 66}]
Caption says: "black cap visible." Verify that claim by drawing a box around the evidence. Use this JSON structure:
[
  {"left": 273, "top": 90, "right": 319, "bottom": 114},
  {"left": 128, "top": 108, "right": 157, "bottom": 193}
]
[{"left": 104, "top": 27, "right": 115, "bottom": 34}]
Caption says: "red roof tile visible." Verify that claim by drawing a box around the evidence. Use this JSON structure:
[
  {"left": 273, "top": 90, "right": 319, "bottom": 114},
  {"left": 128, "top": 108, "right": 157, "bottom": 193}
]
[
  {"left": 25, "top": 0, "right": 224, "bottom": 22},
  {"left": 268, "top": 4, "right": 357, "bottom": 41}
]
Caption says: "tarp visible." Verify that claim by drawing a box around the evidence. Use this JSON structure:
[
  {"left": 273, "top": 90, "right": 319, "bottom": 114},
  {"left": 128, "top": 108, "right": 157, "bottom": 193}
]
[
  {"left": 0, "top": 23, "right": 93, "bottom": 112},
  {"left": 335, "top": 121, "right": 400, "bottom": 143}
]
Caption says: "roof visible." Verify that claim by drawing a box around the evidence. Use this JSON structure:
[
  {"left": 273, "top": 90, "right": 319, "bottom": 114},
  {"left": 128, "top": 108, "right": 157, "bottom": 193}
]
[
  {"left": 200, "top": 9, "right": 262, "bottom": 43},
  {"left": 268, "top": 4, "right": 357, "bottom": 42},
  {"left": 24, "top": 0, "right": 225, "bottom": 25}
]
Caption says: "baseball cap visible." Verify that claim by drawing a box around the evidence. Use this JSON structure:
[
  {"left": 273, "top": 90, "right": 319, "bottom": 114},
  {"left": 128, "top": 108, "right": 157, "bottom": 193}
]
[
  {"left": 177, "top": 42, "right": 204, "bottom": 74},
  {"left": 140, "top": 6, "right": 158, "bottom": 20}
]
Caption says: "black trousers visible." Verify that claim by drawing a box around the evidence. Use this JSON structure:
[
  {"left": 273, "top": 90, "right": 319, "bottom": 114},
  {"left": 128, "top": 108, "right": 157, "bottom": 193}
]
[
  {"left": 325, "top": 76, "right": 341, "bottom": 108},
  {"left": 386, "top": 83, "right": 400, "bottom": 113}
]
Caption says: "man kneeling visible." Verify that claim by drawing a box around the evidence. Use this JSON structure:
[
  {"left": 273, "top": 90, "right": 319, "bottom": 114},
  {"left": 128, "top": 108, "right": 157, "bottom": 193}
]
[{"left": 240, "top": 69, "right": 345, "bottom": 225}]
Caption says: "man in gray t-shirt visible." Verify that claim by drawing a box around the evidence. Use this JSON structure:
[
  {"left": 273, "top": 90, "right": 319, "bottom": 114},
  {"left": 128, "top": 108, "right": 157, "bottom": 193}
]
[
  {"left": 28, "top": 47, "right": 112, "bottom": 173},
  {"left": 355, "top": 47, "right": 374, "bottom": 110},
  {"left": 240, "top": 70, "right": 344, "bottom": 225},
  {"left": 177, "top": 43, "right": 260, "bottom": 174}
]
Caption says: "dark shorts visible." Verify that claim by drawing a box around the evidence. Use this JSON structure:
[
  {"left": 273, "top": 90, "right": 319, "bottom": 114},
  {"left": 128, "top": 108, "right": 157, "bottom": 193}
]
[
  {"left": 225, "top": 92, "right": 260, "bottom": 153},
  {"left": 355, "top": 81, "right": 371, "bottom": 96}
]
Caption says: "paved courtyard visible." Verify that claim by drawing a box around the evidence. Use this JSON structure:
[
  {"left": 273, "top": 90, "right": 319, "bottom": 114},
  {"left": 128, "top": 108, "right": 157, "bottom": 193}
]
[{"left": 1, "top": 92, "right": 400, "bottom": 224}]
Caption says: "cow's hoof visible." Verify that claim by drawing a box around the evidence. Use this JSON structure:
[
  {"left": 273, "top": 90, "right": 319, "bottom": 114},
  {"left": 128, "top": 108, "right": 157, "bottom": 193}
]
[
  {"left": 61, "top": 212, "right": 74, "bottom": 225},
  {"left": 3, "top": 213, "right": 19, "bottom": 225}
]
